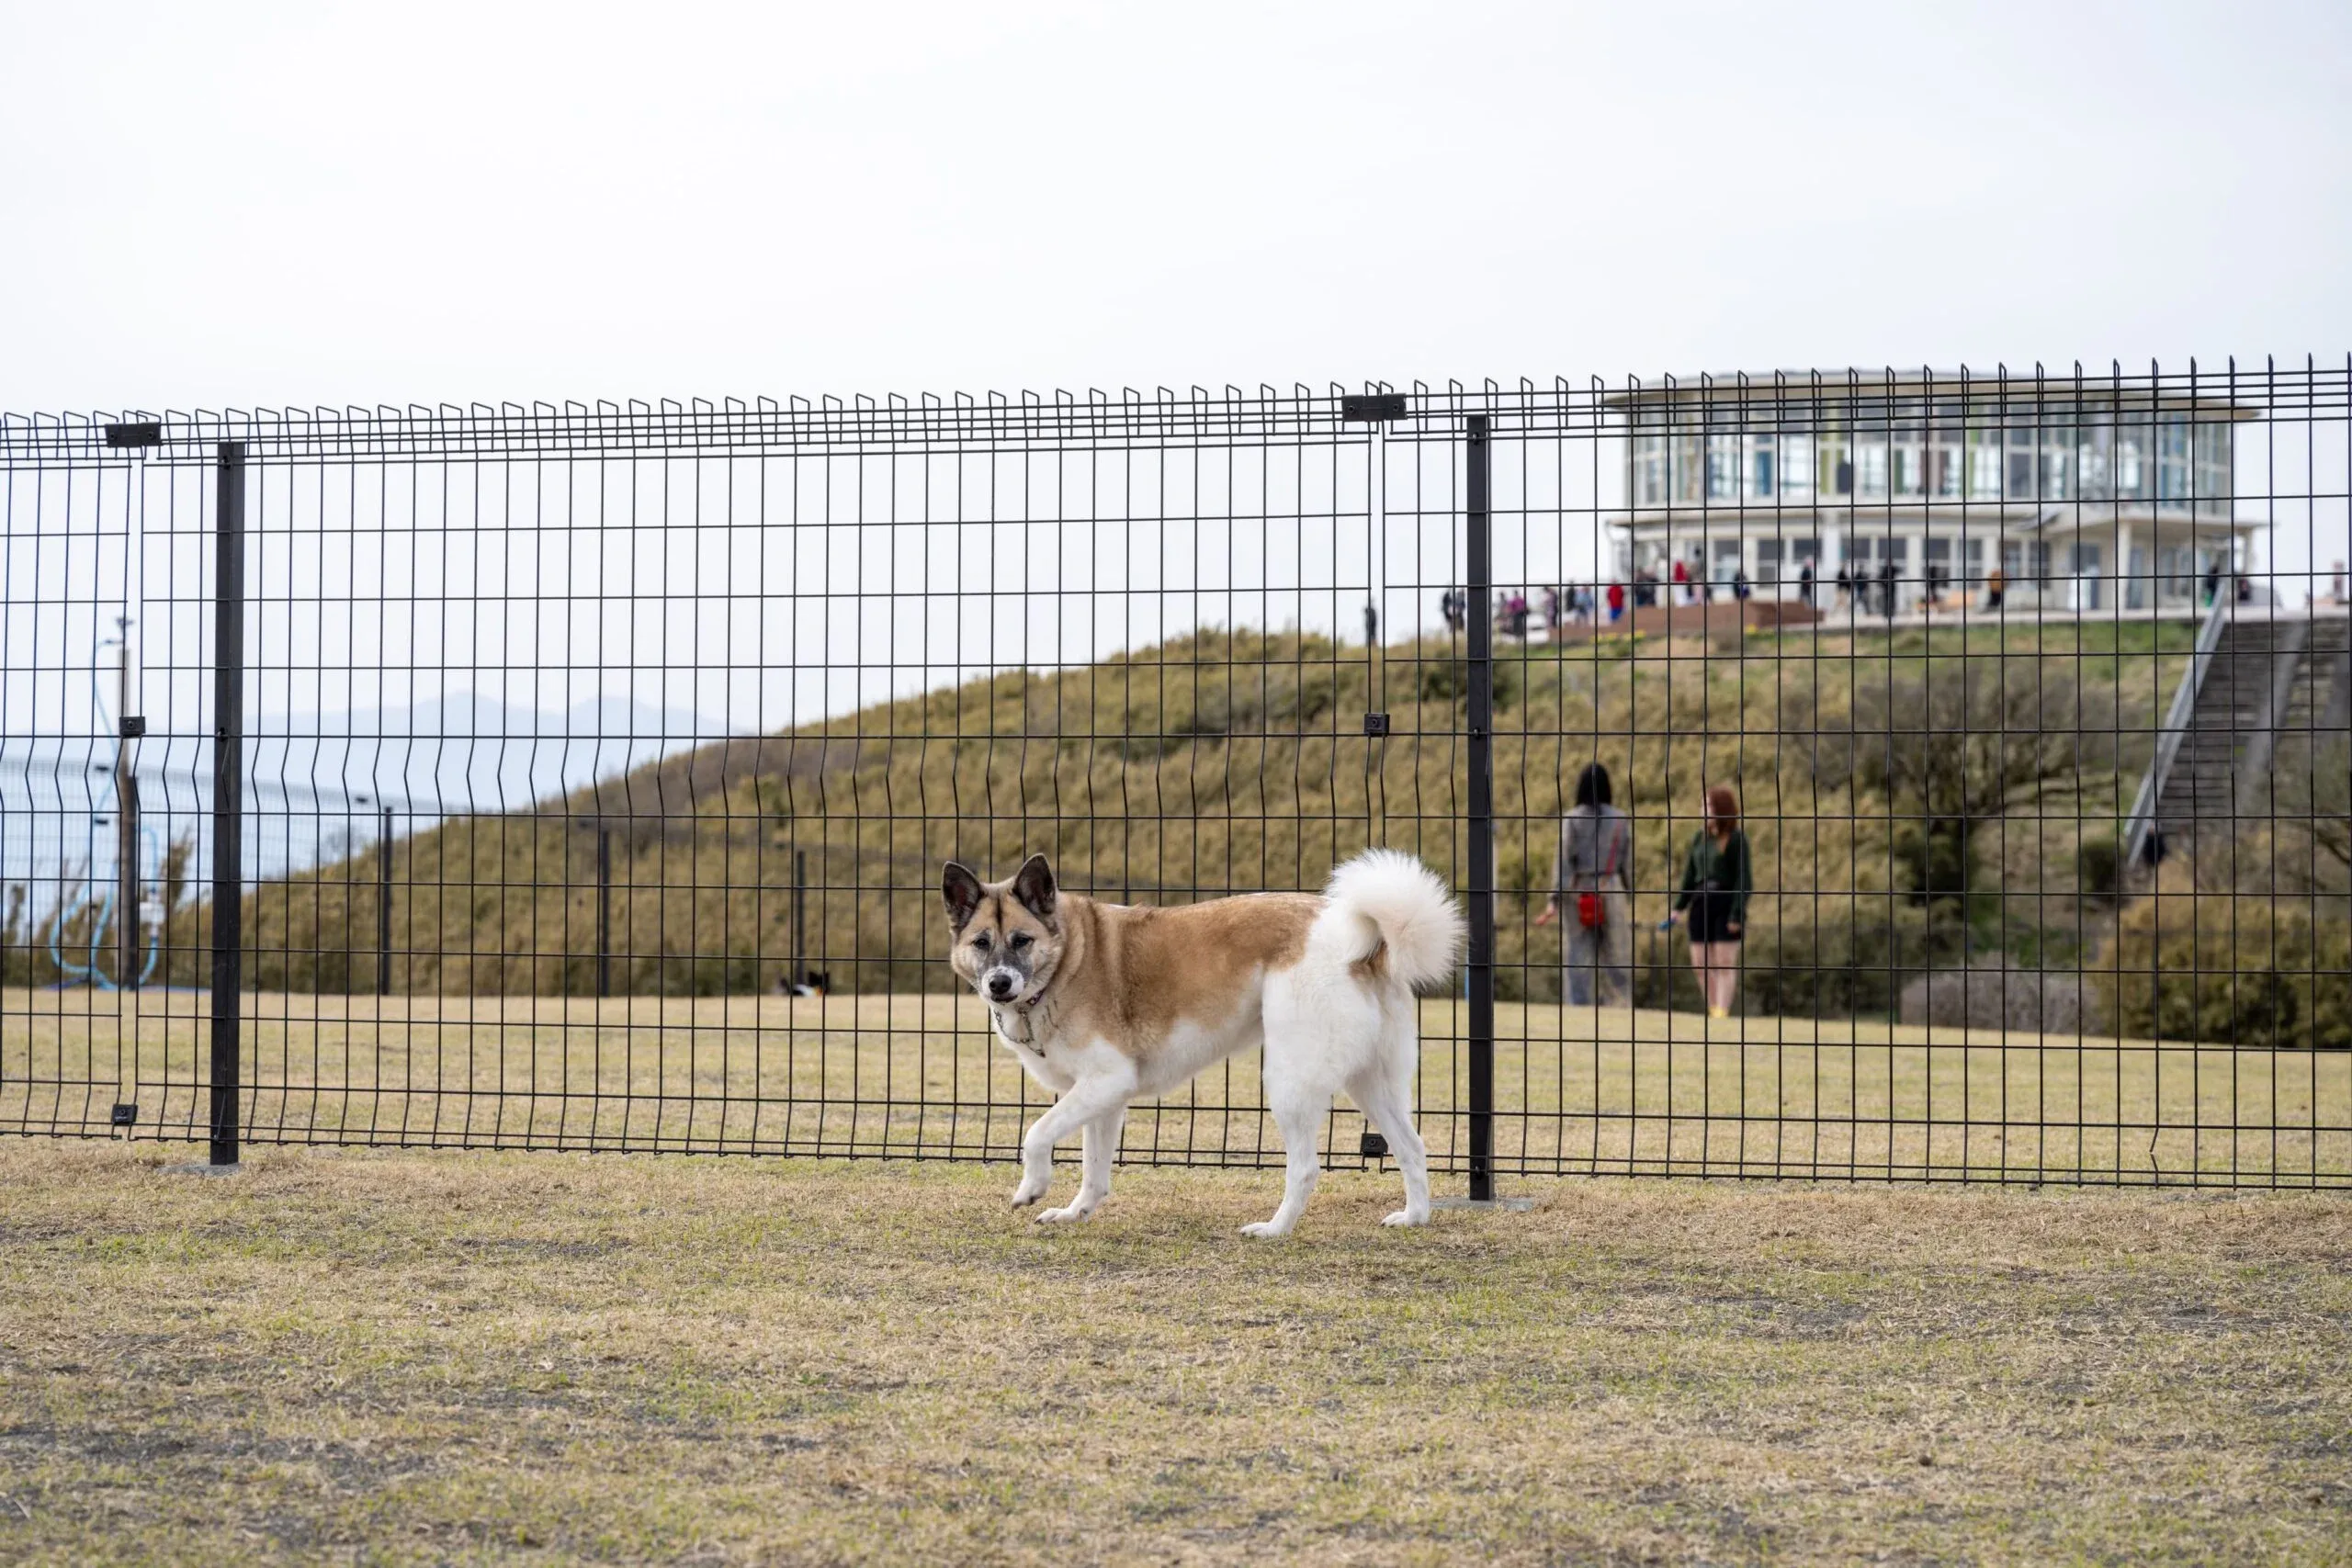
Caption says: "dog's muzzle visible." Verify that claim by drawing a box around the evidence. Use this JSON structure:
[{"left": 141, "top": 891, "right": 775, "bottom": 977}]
[{"left": 983, "top": 966, "right": 1021, "bottom": 1001}]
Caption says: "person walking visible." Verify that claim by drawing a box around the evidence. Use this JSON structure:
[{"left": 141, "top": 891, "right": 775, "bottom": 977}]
[
  {"left": 1877, "top": 556, "right": 1899, "bottom": 619},
  {"left": 1797, "top": 558, "right": 1815, "bottom": 607},
  {"left": 1535, "top": 761, "right": 1633, "bottom": 1009},
  {"left": 1984, "top": 561, "right": 2007, "bottom": 612},
  {"left": 1607, "top": 580, "right": 1626, "bottom": 623},
  {"left": 1833, "top": 563, "right": 1851, "bottom": 613},
  {"left": 1660, "top": 783, "right": 1752, "bottom": 1020},
  {"left": 1732, "top": 566, "right": 1751, "bottom": 602}
]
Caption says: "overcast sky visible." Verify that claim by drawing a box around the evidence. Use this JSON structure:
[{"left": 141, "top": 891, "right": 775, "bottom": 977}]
[{"left": 5, "top": 0, "right": 2348, "bottom": 411}]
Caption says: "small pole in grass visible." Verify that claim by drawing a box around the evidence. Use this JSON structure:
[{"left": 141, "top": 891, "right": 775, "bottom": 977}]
[
  {"left": 377, "top": 805, "right": 393, "bottom": 997},
  {"left": 793, "top": 849, "right": 807, "bottom": 992},
  {"left": 596, "top": 827, "right": 613, "bottom": 999}
]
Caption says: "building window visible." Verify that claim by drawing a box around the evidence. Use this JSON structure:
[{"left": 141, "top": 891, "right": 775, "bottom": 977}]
[
  {"left": 2157, "top": 417, "right": 2190, "bottom": 502},
  {"left": 1892, "top": 446, "right": 1921, "bottom": 497},
  {"left": 1969, "top": 441, "right": 2002, "bottom": 501},
  {"left": 2041, "top": 442, "right": 2073, "bottom": 502},
  {"left": 1857, "top": 444, "right": 1887, "bottom": 499},
  {"left": 1634, "top": 436, "right": 1668, "bottom": 506},
  {"left": 1755, "top": 538, "right": 1781, "bottom": 585},
  {"left": 1705, "top": 441, "right": 1737, "bottom": 502},
  {"left": 1753, "top": 446, "right": 1775, "bottom": 499},
  {"left": 2007, "top": 451, "right": 2034, "bottom": 499},
  {"left": 2114, "top": 422, "right": 2147, "bottom": 497},
  {"left": 2078, "top": 438, "right": 2109, "bottom": 500},
  {"left": 1781, "top": 434, "right": 1814, "bottom": 501}
]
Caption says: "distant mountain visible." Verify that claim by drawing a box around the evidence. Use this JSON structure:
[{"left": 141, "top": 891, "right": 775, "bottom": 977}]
[{"left": 0, "top": 693, "right": 740, "bottom": 894}]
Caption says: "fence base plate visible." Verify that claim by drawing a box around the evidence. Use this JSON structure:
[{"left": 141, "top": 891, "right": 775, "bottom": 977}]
[{"left": 1432, "top": 1195, "right": 1534, "bottom": 1213}]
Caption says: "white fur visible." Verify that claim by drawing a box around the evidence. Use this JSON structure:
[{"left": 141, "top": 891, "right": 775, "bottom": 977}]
[{"left": 994, "top": 850, "right": 1464, "bottom": 1236}]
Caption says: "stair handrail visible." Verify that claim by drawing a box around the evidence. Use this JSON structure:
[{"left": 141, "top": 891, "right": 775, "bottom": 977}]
[{"left": 2122, "top": 592, "right": 2234, "bottom": 868}]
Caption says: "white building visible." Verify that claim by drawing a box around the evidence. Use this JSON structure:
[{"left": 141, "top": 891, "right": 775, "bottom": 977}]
[{"left": 1606, "top": 373, "right": 2261, "bottom": 613}]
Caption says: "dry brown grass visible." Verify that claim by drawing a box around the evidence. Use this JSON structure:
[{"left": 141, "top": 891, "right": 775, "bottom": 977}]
[
  {"left": 2, "top": 1143, "right": 2349, "bottom": 1564},
  {"left": 8, "top": 989, "right": 2349, "bottom": 1186}
]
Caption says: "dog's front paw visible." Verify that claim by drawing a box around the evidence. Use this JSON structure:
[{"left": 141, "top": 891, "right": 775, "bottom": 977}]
[
  {"left": 1380, "top": 1208, "right": 1430, "bottom": 1227},
  {"left": 1238, "top": 1220, "right": 1294, "bottom": 1239},
  {"left": 1035, "top": 1202, "right": 1096, "bottom": 1224},
  {"left": 1009, "top": 1173, "right": 1050, "bottom": 1208}
]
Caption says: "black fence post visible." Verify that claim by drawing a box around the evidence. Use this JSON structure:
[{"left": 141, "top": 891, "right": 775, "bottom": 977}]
[
  {"left": 793, "top": 848, "right": 807, "bottom": 991},
  {"left": 377, "top": 805, "right": 393, "bottom": 997},
  {"left": 209, "top": 441, "right": 245, "bottom": 1169},
  {"left": 1464, "top": 413, "right": 1496, "bottom": 1202},
  {"left": 596, "top": 827, "right": 613, "bottom": 999}
]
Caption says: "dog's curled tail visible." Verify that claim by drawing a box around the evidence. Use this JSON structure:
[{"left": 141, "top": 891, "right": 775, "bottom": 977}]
[{"left": 1322, "top": 850, "right": 1466, "bottom": 993}]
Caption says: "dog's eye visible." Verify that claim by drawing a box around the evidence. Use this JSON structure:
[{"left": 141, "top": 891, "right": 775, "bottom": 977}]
[
  {"left": 970, "top": 934, "right": 990, "bottom": 953},
  {"left": 1010, "top": 933, "right": 1033, "bottom": 951}
]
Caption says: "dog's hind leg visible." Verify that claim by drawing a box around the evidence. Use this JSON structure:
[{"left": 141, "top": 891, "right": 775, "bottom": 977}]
[
  {"left": 1038, "top": 1104, "right": 1125, "bottom": 1224},
  {"left": 1351, "top": 1061, "right": 1430, "bottom": 1228},
  {"left": 1241, "top": 1073, "right": 1329, "bottom": 1238}
]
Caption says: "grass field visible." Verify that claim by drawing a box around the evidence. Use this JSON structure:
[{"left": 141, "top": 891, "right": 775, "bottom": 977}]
[
  {"left": 1, "top": 1143, "right": 2349, "bottom": 1564},
  {"left": 7, "top": 988, "right": 2349, "bottom": 1186}
]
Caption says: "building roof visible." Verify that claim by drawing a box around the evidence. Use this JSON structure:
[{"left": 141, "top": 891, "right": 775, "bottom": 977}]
[{"left": 1601, "top": 369, "right": 2261, "bottom": 423}]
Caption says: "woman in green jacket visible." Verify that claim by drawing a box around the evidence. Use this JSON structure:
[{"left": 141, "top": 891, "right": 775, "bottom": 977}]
[{"left": 1663, "top": 783, "right": 1752, "bottom": 1019}]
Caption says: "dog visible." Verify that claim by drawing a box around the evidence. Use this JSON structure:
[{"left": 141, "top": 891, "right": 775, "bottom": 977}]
[{"left": 940, "top": 850, "right": 1464, "bottom": 1235}]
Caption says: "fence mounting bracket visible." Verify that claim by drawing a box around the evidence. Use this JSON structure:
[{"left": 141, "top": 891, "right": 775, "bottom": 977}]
[
  {"left": 1340, "top": 393, "right": 1407, "bottom": 423},
  {"left": 1363, "top": 712, "right": 1389, "bottom": 737},
  {"left": 110, "top": 1102, "right": 138, "bottom": 1128},
  {"left": 105, "top": 422, "right": 162, "bottom": 448}
]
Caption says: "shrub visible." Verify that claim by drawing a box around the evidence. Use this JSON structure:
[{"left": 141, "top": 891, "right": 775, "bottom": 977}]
[
  {"left": 1415, "top": 657, "right": 1518, "bottom": 711},
  {"left": 1738, "top": 897, "right": 1969, "bottom": 1020},
  {"left": 2094, "top": 867, "right": 2352, "bottom": 1048},
  {"left": 2077, "top": 835, "right": 2123, "bottom": 905},
  {"left": 1898, "top": 960, "right": 2100, "bottom": 1035}
]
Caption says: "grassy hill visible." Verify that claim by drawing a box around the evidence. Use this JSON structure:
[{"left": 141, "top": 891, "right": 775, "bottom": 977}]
[{"left": 128, "top": 618, "right": 2220, "bottom": 1020}]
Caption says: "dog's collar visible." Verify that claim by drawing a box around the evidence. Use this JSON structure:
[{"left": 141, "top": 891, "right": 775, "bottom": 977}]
[{"left": 989, "top": 976, "right": 1057, "bottom": 1052}]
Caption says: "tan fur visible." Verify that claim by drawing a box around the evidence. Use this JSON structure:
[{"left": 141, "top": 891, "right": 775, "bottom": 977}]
[{"left": 953, "top": 883, "right": 1322, "bottom": 1066}]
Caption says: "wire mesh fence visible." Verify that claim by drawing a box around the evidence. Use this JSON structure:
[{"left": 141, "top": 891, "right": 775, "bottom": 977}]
[{"left": 3, "top": 364, "right": 2347, "bottom": 1186}]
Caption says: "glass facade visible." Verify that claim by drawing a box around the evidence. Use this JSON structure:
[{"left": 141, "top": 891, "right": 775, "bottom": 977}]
[{"left": 1623, "top": 389, "right": 2236, "bottom": 515}]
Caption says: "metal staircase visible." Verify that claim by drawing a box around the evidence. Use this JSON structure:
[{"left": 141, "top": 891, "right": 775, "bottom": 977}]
[{"left": 2124, "top": 608, "right": 2352, "bottom": 866}]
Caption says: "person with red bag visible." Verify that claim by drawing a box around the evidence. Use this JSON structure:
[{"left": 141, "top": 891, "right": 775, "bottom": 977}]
[{"left": 1534, "top": 761, "right": 1632, "bottom": 1008}]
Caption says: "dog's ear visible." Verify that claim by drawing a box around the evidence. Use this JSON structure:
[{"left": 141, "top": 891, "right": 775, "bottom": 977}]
[
  {"left": 942, "top": 862, "right": 985, "bottom": 934},
  {"left": 1011, "top": 853, "right": 1057, "bottom": 924}
]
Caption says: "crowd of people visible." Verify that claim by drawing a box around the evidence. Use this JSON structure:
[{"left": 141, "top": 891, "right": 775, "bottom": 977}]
[{"left": 1436, "top": 548, "right": 2093, "bottom": 634}]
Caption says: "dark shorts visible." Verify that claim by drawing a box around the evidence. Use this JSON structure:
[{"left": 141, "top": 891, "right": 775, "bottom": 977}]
[{"left": 1688, "top": 891, "right": 1743, "bottom": 944}]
